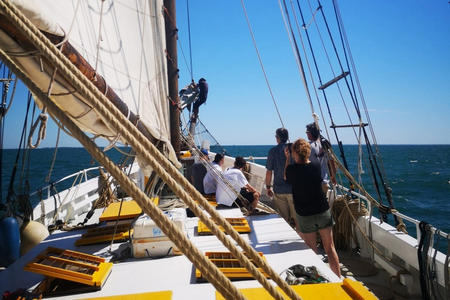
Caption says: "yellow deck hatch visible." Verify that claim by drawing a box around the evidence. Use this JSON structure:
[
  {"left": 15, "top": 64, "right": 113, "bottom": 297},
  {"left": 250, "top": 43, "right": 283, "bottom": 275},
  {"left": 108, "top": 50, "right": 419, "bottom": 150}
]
[
  {"left": 81, "top": 290, "right": 172, "bottom": 300},
  {"left": 195, "top": 194, "right": 218, "bottom": 208},
  {"left": 75, "top": 223, "right": 133, "bottom": 246},
  {"left": 196, "top": 251, "right": 268, "bottom": 281},
  {"left": 99, "top": 200, "right": 142, "bottom": 222},
  {"left": 24, "top": 247, "right": 113, "bottom": 287},
  {"left": 215, "top": 278, "right": 377, "bottom": 299},
  {"left": 197, "top": 217, "right": 251, "bottom": 235}
]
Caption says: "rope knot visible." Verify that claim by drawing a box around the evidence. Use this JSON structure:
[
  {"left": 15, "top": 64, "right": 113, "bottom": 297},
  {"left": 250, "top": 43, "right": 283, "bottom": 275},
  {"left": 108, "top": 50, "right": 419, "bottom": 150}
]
[
  {"left": 39, "top": 112, "right": 48, "bottom": 121},
  {"left": 28, "top": 109, "right": 49, "bottom": 149},
  {"left": 396, "top": 222, "right": 408, "bottom": 234}
]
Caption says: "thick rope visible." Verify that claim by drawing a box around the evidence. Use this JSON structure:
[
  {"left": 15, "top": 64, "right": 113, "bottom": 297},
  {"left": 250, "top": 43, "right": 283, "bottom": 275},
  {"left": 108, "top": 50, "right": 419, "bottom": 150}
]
[
  {"left": 0, "top": 2, "right": 299, "bottom": 299},
  {"left": 0, "top": 47, "right": 242, "bottom": 300},
  {"left": 27, "top": 108, "right": 48, "bottom": 149}
]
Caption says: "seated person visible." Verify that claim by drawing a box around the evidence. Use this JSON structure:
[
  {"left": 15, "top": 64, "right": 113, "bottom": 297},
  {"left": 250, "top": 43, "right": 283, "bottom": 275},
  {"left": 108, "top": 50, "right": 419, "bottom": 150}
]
[
  {"left": 216, "top": 156, "right": 260, "bottom": 209},
  {"left": 190, "top": 149, "right": 209, "bottom": 194},
  {"left": 203, "top": 153, "right": 225, "bottom": 195}
]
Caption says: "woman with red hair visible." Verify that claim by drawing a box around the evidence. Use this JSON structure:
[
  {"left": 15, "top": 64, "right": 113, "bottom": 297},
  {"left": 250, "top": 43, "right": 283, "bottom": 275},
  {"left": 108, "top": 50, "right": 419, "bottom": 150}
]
[{"left": 284, "top": 138, "right": 341, "bottom": 277}]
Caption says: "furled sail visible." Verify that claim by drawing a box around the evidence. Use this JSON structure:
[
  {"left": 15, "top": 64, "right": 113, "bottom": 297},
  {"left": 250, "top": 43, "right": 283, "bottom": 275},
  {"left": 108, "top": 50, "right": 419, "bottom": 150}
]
[{"left": 0, "top": 0, "right": 178, "bottom": 165}]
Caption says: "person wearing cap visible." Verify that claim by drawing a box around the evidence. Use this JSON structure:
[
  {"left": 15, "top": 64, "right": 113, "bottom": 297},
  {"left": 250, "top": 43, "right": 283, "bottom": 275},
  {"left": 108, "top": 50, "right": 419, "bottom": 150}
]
[
  {"left": 306, "top": 123, "right": 336, "bottom": 194},
  {"left": 265, "top": 128, "right": 299, "bottom": 230},
  {"left": 190, "top": 148, "right": 209, "bottom": 194},
  {"left": 216, "top": 156, "right": 260, "bottom": 210},
  {"left": 203, "top": 153, "right": 225, "bottom": 195}
]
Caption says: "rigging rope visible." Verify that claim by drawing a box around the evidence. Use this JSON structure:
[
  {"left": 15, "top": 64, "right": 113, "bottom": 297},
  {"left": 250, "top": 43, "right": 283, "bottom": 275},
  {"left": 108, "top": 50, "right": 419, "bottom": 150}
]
[
  {"left": 45, "top": 126, "right": 61, "bottom": 183},
  {"left": 186, "top": 0, "right": 194, "bottom": 81},
  {"left": 418, "top": 221, "right": 432, "bottom": 300},
  {"left": 239, "top": 0, "right": 286, "bottom": 129},
  {"left": 289, "top": 0, "right": 330, "bottom": 140},
  {"left": 5, "top": 92, "right": 32, "bottom": 214},
  {"left": 279, "top": 0, "right": 315, "bottom": 115},
  {"left": 0, "top": 3, "right": 300, "bottom": 298},
  {"left": 94, "top": 0, "right": 105, "bottom": 72},
  {"left": 331, "top": 0, "right": 392, "bottom": 200},
  {"left": 295, "top": 0, "right": 352, "bottom": 173}
]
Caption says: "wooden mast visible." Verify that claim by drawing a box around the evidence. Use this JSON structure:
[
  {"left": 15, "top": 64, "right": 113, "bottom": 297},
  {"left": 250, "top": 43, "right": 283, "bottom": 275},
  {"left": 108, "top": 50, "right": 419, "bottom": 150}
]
[{"left": 164, "top": 0, "right": 180, "bottom": 156}]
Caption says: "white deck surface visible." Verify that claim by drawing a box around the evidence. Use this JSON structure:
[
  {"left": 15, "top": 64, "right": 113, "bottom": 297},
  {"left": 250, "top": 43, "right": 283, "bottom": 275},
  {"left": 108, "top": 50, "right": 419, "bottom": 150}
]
[{"left": 0, "top": 208, "right": 340, "bottom": 299}]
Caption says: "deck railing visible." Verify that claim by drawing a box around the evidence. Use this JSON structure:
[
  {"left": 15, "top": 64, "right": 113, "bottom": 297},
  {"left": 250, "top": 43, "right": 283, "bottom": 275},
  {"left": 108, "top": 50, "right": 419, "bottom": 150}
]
[{"left": 29, "top": 166, "right": 102, "bottom": 200}]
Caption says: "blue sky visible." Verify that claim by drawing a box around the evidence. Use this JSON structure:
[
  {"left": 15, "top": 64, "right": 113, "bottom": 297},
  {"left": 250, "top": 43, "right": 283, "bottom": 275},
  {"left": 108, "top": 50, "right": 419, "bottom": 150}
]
[{"left": 3, "top": 0, "right": 449, "bottom": 148}]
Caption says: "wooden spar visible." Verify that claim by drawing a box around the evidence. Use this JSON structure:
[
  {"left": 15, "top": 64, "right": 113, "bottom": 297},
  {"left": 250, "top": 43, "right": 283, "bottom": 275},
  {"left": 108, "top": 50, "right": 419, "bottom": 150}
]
[
  {"left": 0, "top": 16, "right": 159, "bottom": 147},
  {"left": 164, "top": 0, "right": 181, "bottom": 156}
]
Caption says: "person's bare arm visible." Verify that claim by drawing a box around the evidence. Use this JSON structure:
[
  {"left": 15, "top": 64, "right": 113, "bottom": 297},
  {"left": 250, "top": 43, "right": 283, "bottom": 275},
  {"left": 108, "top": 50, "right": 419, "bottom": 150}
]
[
  {"left": 283, "top": 146, "right": 290, "bottom": 181},
  {"left": 328, "top": 159, "right": 337, "bottom": 185},
  {"left": 244, "top": 183, "right": 256, "bottom": 193},
  {"left": 265, "top": 170, "right": 273, "bottom": 197}
]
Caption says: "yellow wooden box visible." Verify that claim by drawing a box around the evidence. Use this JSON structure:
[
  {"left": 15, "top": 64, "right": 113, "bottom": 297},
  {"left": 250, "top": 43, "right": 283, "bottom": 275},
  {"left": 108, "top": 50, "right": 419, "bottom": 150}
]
[
  {"left": 197, "top": 217, "right": 251, "bottom": 235},
  {"left": 196, "top": 251, "right": 268, "bottom": 281},
  {"left": 75, "top": 223, "right": 133, "bottom": 246},
  {"left": 99, "top": 200, "right": 143, "bottom": 222},
  {"left": 24, "top": 247, "right": 113, "bottom": 287}
]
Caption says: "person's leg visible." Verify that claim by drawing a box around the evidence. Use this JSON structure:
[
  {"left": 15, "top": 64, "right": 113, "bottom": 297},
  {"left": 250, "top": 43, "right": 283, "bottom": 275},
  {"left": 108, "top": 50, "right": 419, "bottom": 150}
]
[
  {"left": 239, "top": 189, "right": 258, "bottom": 209},
  {"left": 286, "top": 194, "right": 300, "bottom": 231},
  {"left": 273, "top": 194, "right": 290, "bottom": 224},
  {"left": 318, "top": 226, "right": 341, "bottom": 278},
  {"left": 192, "top": 98, "right": 206, "bottom": 117},
  {"left": 251, "top": 191, "right": 260, "bottom": 209},
  {"left": 300, "top": 231, "right": 319, "bottom": 253}
]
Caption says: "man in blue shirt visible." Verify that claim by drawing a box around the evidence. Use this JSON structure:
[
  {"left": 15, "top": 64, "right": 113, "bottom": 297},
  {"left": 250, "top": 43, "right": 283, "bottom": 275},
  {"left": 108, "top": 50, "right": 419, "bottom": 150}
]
[{"left": 265, "top": 128, "right": 298, "bottom": 230}]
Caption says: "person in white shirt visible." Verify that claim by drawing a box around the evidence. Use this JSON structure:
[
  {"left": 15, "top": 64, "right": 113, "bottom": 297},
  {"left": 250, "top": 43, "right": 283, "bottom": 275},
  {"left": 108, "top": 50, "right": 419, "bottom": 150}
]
[
  {"left": 216, "top": 156, "right": 260, "bottom": 210},
  {"left": 203, "top": 153, "right": 225, "bottom": 194},
  {"left": 306, "top": 123, "right": 336, "bottom": 194}
]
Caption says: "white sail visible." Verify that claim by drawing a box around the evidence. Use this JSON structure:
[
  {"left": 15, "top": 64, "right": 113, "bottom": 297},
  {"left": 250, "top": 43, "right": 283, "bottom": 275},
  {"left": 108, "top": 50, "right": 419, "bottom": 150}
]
[{"left": 0, "top": 0, "right": 177, "bottom": 164}]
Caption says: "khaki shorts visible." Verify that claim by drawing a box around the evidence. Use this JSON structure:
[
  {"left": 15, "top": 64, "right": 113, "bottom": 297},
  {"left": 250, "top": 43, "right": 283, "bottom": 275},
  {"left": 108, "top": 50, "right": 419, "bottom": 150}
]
[
  {"left": 297, "top": 209, "right": 334, "bottom": 233},
  {"left": 273, "top": 193, "right": 299, "bottom": 230}
]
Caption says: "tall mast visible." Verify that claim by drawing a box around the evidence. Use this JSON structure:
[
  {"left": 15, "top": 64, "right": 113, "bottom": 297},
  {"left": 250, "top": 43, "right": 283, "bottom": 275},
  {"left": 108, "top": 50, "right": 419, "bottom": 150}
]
[{"left": 164, "top": 0, "right": 180, "bottom": 156}]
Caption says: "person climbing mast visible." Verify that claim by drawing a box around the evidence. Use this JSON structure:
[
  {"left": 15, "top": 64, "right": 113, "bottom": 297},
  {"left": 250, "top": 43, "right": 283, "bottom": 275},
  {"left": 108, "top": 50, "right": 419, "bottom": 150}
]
[
  {"left": 179, "top": 77, "right": 208, "bottom": 120},
  {"left": 192, "top": 78, "right": 208, "bottom": 120}
]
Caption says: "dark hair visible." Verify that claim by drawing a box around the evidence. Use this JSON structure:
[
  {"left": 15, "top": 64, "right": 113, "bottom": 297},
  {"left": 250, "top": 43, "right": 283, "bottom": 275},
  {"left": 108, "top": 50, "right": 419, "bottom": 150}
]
[
  {"left": 213, "top": 153, "right": 224, "bottom": 163},
  {"left": 234, "top": 156, "right": 247, "bottom": 169},
  {"left": 199, "top": 78, "right": 206, "bottom": 82},
  {"left": 306, "top": 123, "right": 320, "bottom": 140},
  {"left": 276, "top": 128, "right": 289, "bottom": 143}
]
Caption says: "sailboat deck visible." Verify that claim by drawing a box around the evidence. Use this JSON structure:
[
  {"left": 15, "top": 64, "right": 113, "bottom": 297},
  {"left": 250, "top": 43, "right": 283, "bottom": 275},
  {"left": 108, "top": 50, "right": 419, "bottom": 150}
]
[{"left": 0, "top": 208, "right": 340, "bottom": 299}]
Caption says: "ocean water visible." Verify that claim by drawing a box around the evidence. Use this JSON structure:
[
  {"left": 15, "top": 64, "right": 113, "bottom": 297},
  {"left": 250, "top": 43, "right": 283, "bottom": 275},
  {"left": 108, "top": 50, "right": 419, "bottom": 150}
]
[
  {"left": 212, "top": 145, "right": 450, "bottom": 244},
  {"left": 1, "top": 145, "right": 449, "bottom": 248}
]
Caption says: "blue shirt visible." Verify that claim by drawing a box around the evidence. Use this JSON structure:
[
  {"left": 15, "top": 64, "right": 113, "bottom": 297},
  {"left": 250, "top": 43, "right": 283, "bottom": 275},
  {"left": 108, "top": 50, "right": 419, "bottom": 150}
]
[{"left": 266, "top": 143, "right": 292, "bottom": 194}]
